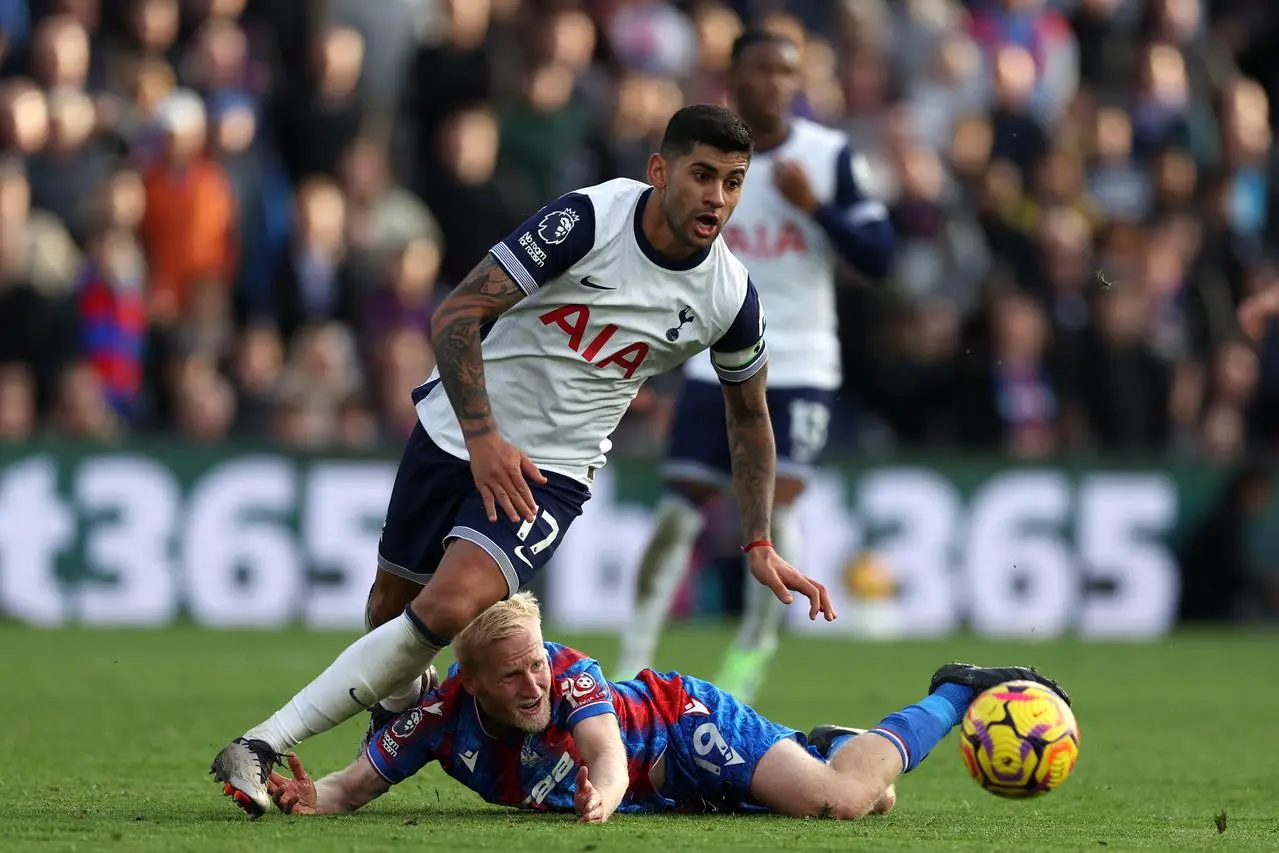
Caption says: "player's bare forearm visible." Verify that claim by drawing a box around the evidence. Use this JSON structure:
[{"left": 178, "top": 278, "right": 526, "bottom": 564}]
[
  {"left": 311, "top": 758, "right": 392, "bottom": 815},
  {"left": 723, "top": 366, "right": 775, "bottom": 542},
  {"left": 573, "top": 713, "right": 630, "bottom": 815},
  {"left": 591, "top": 746, "right": 629, "bottom": 813},
  {"left": 430, "top": 255, "right": 527, "bottom": 441},
  {"left": 310, "top": 776, "right": 356, "bottom": 815}
]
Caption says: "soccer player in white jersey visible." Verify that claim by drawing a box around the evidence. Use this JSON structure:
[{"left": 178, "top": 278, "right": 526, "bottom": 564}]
[
  {"left": 615, "top": 30, "right": 895, "bottom": 702},
  {"left": 209, "top": 104, "right": 837, "bottom": 818}
]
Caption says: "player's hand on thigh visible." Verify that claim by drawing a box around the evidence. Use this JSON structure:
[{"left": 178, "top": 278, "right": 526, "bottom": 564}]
[
  {"left": 747, "top": 547, "right": 836, "bottom": 622},
  {"left": 465, "top": 433, "right": 548, "bottom": 523},
  {"left": 267, "top": 753, "right": 318, "bottom": 815}
]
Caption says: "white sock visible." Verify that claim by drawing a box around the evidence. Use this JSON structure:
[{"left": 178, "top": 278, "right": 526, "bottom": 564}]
[
  {"left": 378, "top": 675, "right": 425, "bottom": 713},
  {"left": 245, "top": 612, "right": 446, "bottom": 753},
  {"left": 364, "top": 596, "right": 423, "bottom": 714},
  {"left": 614, "top": 493, "right": 705, "bottom": 679},
  {"left": 732, "top": 504, "right": 799, "bottom": 654}
]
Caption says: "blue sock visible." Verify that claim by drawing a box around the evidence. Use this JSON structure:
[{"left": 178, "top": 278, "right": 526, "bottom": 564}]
[{"left": 868, "top": 683, "right": 973, "bottom": 773}]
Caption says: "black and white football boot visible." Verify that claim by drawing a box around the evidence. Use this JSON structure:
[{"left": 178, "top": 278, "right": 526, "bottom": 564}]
[{"left": 209, "top": 737, "right": 282, "bottom": 819}]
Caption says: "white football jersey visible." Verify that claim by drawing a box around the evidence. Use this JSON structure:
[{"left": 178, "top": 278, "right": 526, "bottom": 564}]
[
  {"left": 684, "top": 117, "right": 885, "bottom": 390},
  {"left": 414, "top": 178, "right": 767, "bottom": 485}
]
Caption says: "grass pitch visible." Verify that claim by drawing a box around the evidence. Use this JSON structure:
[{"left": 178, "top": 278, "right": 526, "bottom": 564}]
[{"left": 1, "top": 624, "right": 1275, "bottom": 852}]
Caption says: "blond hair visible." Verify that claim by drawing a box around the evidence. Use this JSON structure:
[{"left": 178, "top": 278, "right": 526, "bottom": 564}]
[{"left": 453, "top": 592, "right": 543, "bottom": 671}]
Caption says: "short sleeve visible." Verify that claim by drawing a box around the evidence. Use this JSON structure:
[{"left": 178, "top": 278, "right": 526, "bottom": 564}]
[
  {"left": 364, "top": 699, "right": 447, "bottom": 784},
  {"left": 552, "top": 658, "right": 615, "bottom": 730},
  {"left": 710, "top": 279, "right": 768, "bottom": 384},
  {"left": 489, "top": 192, "right": 596, "bottom": 295}
]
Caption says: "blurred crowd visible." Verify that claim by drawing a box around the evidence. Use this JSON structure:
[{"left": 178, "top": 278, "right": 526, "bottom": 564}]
[{"left": 0, "top": 0, "right": 1277, "bottom": 464}]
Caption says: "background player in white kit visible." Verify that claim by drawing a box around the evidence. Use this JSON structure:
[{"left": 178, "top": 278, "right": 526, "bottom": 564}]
[
  {"left": 615, "top": 31, "right": 895, "bottom": 701},
  {"left": 209, "top": 105, "right": 837, "bottom": 818}
]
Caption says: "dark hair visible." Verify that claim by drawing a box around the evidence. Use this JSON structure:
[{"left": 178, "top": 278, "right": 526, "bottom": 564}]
[
  {"left": 659, "top": 104, "right": 753, "bottom": 160},
  {"left": 730, "top": 28, "right": 797, "bottom": 68}
]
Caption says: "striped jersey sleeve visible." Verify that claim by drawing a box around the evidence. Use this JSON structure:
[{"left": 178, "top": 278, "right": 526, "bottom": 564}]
[
  {"left": 709, "top": 278, "right": 767, "bottom": 384},
  {"left": 490, "top": 193, "right": 596, "bottom": 295}
]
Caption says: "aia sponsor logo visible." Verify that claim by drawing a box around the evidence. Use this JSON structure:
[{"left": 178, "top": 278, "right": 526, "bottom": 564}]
[
  {"left": 722, "top": 221, "right": 808, "bottom": 258},
  {"left": 540, "top": 304, "right": 650, "bottom": 378}
]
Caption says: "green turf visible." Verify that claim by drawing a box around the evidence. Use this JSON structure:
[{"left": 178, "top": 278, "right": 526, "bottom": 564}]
[{"left": 0, "top": 624, "right": 1276, "bottom": 852}]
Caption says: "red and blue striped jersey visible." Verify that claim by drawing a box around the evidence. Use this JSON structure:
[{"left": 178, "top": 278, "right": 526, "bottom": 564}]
[{"left": 364, "top": 642, "right": 706, "bottom": 813}]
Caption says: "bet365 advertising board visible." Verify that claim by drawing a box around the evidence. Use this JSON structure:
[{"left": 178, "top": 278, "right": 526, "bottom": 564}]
[{"left": 0, "top": 442, "right": 1251, "bottom": 637}]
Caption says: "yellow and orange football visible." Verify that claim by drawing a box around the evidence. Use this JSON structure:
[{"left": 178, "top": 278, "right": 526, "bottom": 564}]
[{"left": 958, "top": 680, "right": 1080, "bottom": 798}]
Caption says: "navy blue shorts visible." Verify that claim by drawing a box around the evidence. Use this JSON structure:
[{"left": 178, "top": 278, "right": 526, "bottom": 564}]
[
  {"left": 663, "top": 379, "right": 835, "bottom": 485},
  {"left": 377, "top": 423, "right": 591, "bottom": 597}
]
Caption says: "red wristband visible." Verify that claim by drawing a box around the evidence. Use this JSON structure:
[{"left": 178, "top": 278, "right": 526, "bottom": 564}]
[{"left": 741, "top": 539, "right": 773, "bottom": 554}]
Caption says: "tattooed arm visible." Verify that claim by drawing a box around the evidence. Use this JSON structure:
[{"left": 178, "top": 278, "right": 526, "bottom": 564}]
[
  {"left": 709, "top": 279, "right": 772, "bottom": 540},
  {"left": 429, "top": 255, "right": 525, "bottom": 441},
  {"left": 429, "top": 255, "right": 548, "bottom": 524},
  {"left": 720, "top": 365, "right": 832, "bottom": 620},
  {"left": 430, "top": 194, "right": 594, "bottom": 523},
  {"left": 710, "top": 279, "right": 834, "bottom": 620},
  {"left": 431, "top": 191, "right": 595, "bottom": 447},
  {"left": 721, "top": 363, "right": 775, "bottom": 543}
]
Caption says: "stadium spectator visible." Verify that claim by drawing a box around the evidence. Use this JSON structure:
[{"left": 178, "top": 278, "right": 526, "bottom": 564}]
[
  {"left": 400, "top": 0, "right": 497, "bottom": 200},
  {"left": 420, "top": 105, "right": 522, "bottom": 286},
  {"left": 968, "top": 0, "right": 1079, "bottom": 125},
  {"left": 29, "top": 13, "right": 97, "bottom": 92},
  {"left": 171, "top": 351, "right": 237, "bottom": 442},
  {"left": 362, "top": 235, "right": 443, "bottom": 347},
  {"left": 75, "top": 225, "right": 147, "bottom": 420},
  {"left": 955, "top": 287, "right": 1060, "bottom": 456},
  {"left": 0, "top": 362, "right": 37, "bottom": 441},
  {"left": 0, "top": 154, "right": 80, "bottom": 294},
  {"left": 228, "top": 321, "right": 283, "bottom": 436},
  {"left": 373, "top": 325, "right": 435, "bottom": 442},
  {"left": 268, "top": 175, "right": 362, "bottom": 342},
  {"left": 27, "top": 85, "right": 115, "bottom": 245},
  {"left": 271, "top": 24, "right": 366, "bottom": 186},
  {"left": 338, "top": 135, "right": 441, "bottom": 271},
  {"left": 138, "top": 89, "right": 235, "bottom": 325},
  {"left": 0, "top": 78, "right": 52, "bottom": 156},
  {"left": 53, "top": 359, "right": 122, "bottom": 440},
  {"left": 0, "top": 0, "right": 1271, "bottom": 469},
  {"left": 128, "top": 0, "right": 181, "bottom": 61}
]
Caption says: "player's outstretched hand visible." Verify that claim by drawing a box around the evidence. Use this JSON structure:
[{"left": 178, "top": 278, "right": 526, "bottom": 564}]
[
  {"left": 747, "top": 547, "right": 836, "bottom": 622},
  {"left": 267, "top": 752, "right": 317, "bottom": 816},
  {"left": 466, "top": 433, "right": 548, "bottom": 524},
  {"left": 574, "top": 765, "right": 609, "bottom": 823}
]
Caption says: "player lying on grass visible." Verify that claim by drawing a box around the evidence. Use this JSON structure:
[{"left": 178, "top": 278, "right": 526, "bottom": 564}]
[{"left": 263, "top": 592, "right": 1070, "bottom": 822}]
